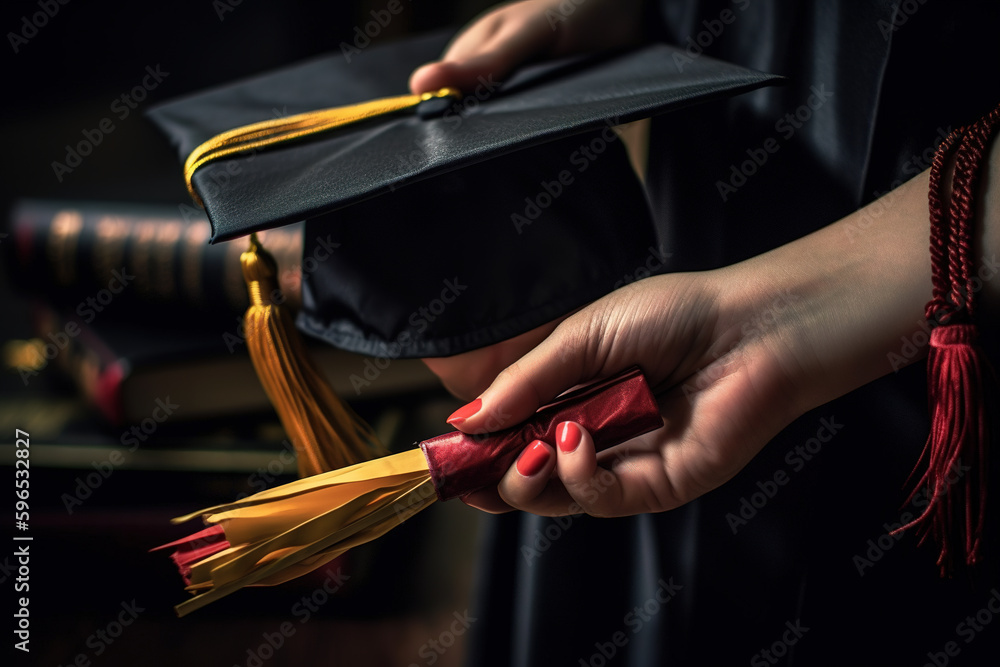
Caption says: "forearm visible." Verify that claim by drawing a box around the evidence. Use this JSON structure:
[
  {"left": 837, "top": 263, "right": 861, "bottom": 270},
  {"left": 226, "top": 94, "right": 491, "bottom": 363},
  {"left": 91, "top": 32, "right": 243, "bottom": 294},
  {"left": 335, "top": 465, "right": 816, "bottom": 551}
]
[{"left": 725, "top": 136, "right": 1000, "bottom": 418}]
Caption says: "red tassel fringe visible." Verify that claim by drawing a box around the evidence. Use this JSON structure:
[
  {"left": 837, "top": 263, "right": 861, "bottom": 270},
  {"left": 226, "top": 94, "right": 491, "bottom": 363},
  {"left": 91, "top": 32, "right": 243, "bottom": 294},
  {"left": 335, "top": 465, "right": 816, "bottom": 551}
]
[
  {"left": 893, "top": 103, "right": 1000, "bottom": 575},
  {"left": 152, "top": 524, "right": 230, "bottom": 586}
]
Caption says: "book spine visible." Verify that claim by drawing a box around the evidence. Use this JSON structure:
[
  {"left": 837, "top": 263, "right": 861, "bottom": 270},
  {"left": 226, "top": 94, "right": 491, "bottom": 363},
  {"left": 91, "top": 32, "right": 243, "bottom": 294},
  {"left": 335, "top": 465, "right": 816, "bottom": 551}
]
[{"left": 6, "top": 200, "right": 302, "bottom": 316}]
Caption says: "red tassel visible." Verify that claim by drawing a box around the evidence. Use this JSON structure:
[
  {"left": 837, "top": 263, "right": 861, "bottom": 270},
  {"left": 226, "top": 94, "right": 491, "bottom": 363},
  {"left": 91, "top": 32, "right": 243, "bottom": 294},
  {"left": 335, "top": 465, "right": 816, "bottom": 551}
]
[
  {"left": 893, "top": 103, "right": 1000, "bottom": 575},
  {"left": 899, "top": 325, "right": 990, "bottom": 573},
  {"left": 152, "top": 524, "right": 230, "bottom": 586}
]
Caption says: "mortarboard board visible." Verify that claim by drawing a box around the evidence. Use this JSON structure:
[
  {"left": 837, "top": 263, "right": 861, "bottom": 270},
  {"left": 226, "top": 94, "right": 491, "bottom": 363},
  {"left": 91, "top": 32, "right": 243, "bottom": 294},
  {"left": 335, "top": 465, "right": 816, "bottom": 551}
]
[{"left": 148, "top": 31, "right": 780, "bottom": 359}]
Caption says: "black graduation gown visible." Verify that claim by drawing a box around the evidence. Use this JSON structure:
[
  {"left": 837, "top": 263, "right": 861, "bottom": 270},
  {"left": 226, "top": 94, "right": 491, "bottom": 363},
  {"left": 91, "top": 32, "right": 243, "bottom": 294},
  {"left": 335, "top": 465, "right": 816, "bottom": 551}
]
[{"left": 462, "top": 2, "right": 1000, "bottom": 665}]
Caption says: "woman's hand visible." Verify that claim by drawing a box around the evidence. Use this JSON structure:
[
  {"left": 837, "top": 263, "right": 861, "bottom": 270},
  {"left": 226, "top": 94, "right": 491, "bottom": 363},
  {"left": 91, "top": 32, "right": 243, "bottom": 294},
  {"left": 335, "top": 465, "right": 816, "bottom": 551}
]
[
  {"left": 451, "top": 267, "right": 812, "bottom": 516},
  {"left": 415, "top": 5, "right": 1000, "bottom": 521},
  {"left": 451, "top": 168, "right": 970, "bottom": 517},
  {"left": 409, "top": 0, "right": 644, "bottom": 95}
]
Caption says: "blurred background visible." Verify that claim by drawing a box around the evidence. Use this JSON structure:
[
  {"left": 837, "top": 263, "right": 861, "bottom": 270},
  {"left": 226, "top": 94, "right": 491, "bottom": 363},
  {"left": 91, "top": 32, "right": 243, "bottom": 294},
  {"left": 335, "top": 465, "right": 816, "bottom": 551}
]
[{"left": 1, "top": 2, "right": 495, "bottom": 665}]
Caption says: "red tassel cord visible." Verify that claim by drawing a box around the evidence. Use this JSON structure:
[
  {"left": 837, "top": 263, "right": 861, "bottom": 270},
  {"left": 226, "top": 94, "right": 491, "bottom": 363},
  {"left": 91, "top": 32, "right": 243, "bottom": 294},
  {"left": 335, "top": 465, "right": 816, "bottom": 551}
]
[
  {"left": 152, "top": 525, "right": 230, "bottom": 587},
  {"left": 894, "top": 103, "right": 1000, "bottom": 575}
]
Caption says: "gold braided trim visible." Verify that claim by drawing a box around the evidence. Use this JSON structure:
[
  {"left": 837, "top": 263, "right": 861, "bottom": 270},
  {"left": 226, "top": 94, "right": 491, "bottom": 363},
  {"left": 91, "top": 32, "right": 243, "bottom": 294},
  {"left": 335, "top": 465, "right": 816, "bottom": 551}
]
[{"left": 184, "top": 87, "right": 461, "bottom": 206}]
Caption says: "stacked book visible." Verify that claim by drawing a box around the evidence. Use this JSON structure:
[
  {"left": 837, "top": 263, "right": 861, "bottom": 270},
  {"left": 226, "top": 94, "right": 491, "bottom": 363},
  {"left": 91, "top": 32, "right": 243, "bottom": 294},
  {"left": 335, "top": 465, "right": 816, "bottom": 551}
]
[{"left": 4, "top": 200, "right": 437, "bottom": 427}]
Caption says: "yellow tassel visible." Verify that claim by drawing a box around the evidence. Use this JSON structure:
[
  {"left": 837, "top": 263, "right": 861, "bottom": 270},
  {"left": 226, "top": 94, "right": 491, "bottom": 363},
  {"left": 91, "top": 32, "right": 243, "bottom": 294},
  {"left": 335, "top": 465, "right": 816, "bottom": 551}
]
[
  {"left": 184, "top": 87, "right": 461, "bottom": 206},
  {"left": 169, "top": 449, "right": 435, "bottom": 616},
  {"left": 240, "top": 233, "right": 387, "bottom": 477}
]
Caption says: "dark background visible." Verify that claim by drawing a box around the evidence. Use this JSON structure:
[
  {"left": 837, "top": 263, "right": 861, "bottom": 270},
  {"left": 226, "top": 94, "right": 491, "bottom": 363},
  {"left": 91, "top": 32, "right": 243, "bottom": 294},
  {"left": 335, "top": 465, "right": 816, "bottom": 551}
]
[{"left": 1, "top": 2, "right": 492, "bottom": 666}]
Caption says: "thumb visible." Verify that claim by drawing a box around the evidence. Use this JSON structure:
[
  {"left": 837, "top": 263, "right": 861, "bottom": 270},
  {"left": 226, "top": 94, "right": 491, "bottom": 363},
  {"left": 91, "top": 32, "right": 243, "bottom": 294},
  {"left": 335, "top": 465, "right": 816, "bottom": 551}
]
[
  {"left": 410, "top": 52, "right": 515, "bottom": 96},
  {"left": 409, "top": 7, "right": 556, "bottom": 94},
  {"left": 445, "top": 319, "right": 599, "bottom": 434}
]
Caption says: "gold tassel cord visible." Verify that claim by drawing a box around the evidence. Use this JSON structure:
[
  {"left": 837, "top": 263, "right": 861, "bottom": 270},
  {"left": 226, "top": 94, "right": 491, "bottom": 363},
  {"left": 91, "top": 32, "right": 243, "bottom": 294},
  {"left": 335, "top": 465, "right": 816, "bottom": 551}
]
[
  {"left": 184, "top": 87, "right": 462, "bottom": 206},
  {"left": 240, "top": 234, "right": 388, "bottom": 477},
  {"left": 188, "top": 87, "right": 461, "bottom": 473}
]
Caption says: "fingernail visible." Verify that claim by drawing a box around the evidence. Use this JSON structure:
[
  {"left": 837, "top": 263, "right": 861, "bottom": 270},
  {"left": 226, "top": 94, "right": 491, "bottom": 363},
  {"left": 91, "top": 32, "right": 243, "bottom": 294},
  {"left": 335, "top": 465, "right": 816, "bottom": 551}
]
[
  {"left": 557, "top": 421, "right": 582, "bottom": 453},
  {"left": 516, "top": 440, "right": 550, "bottom": 477},
  {"left": 447, "top": 398, "right": 482, "bottom": 425}
]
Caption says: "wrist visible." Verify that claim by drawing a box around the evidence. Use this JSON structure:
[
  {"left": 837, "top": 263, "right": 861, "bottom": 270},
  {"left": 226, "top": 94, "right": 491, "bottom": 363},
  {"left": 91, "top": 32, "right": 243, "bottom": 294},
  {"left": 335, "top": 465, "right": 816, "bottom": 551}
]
[{"left": 718, "top": 170, "right": 934, "bottom": 417}]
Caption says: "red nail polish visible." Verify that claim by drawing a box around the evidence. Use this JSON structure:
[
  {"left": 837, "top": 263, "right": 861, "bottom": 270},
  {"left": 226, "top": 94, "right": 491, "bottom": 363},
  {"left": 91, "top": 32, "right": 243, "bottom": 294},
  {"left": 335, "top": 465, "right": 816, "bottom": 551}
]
[
  {"left": 557, "top": 421, "right": 582, "bottom": 453},
  {"left": 447, "top": 398, "right": 482, "bottom": 425},
  {"left": 516, "top": 441, "right": 550, "bottom": 477}
]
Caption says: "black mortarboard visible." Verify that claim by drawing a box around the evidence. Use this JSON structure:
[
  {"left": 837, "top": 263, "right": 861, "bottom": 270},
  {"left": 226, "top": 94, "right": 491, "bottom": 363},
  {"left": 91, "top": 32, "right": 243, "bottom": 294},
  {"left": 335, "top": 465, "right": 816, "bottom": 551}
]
[{"left": 148, "top": 31, "right": 778, "bottom": 358}]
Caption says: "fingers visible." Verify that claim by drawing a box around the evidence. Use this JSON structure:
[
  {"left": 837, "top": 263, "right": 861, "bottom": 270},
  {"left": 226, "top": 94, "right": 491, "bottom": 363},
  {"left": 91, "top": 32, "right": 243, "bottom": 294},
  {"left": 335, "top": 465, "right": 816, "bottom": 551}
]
[
  {"left": 445, "top": 322, "right": 596, "bottom": 435},
  {"left": 495, "top": 438, "right": 558, "bottom": 505},
  {"left": 459, "top": 487, "right": 514, "bottom": 514},
  {"left": 494, "top": 422, "right": 637, "bottom": 518},
  {"left": 410, "top": 52, "right": 520, "bottom": 96},
  {"left": 462, "top": 439, "right": 558, "bottom": 514},
  {"left": 409, "top": 2, "right": 556, "bottom": 94}
]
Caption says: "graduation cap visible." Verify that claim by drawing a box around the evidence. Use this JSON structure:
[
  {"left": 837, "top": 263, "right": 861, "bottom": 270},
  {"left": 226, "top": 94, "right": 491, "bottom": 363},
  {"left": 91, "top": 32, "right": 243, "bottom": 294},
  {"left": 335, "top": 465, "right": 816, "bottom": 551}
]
[
  {"left": 148, "top": 30, "right": 779, "bottom": 613},
  {"left": 148, "top": 31, "right": 779, "bottom": 361}
]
